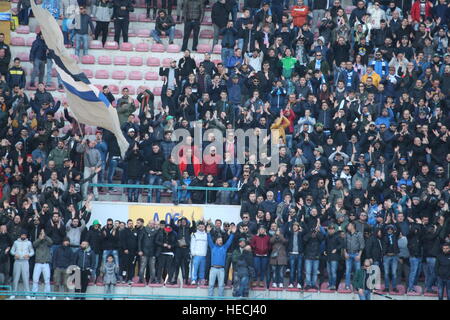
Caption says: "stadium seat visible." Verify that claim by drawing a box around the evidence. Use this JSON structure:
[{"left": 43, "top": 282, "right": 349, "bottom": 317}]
[
  {"left": 135, "top": 42, "right": 149, "bottom": 52},
  {"left": 109, "top": 84, "right": 120, "bottom": 94},
  {"left": 25, "top": 37, "right": 35, "bottom": 46},
  {"left": 69, "top": 54, "right": 80, "bottom": 63},
  {"left": 51, "top": 68, "right": 58, "bottom": 77},
  {"left": 200, "top": 30, "right": 213, "bottom": 39},
  {"left": 128, "top": 29, "right": 137, "bottom": 37},
  {"left": 213, "top": 44, "right": 222, "bottom": 54},
  {"left": 201, "top": 16, "right": 212, "bottom": 26},
  {"left": 89, "top": 40, "right": 103, "bottom": 49},
  {"left": 162, "top": 58, "right": 172, "bottom": 68},
  {"left": 137, "top": 29, "right": 149, "bottom": 37},
  {"left": 151, "top": 43, "right": 165, "bottom": 52},
  {"left": 93, "top": 84, "right": 103, "bottom": 91},
  {"left": 81, "top": 55, "right": 95, "bottom": 64},
  {"left": 197, "top": 44, "right": 212, "bottom": 53},
  {"left": 112, "top": 70, "right": 127, "bottom": 80},
  {"left": 16, "top": 25, "right": 30, "bottom": 34},
  {"left": 145, "top": 72, "right": 159, "bottom": 81},
  {"left": 120, "top": 42, "right": 134, "bottom": 51},
  {"left": 146, "top": 57, "right": 160, "bottom": 67},
  {"left": 17, "top": 52, "right": 30, "bottom": 62},
  {"left": 129, "top": 13, "right": 138, "bottom": 22},
  {"left": 138, "top": 13, "right": 152, "bottom": 22},
  {"left": 166, "top": 44, "right": 180, "bottom": 53},
  {"left": 98, "top": 56, "right": 112, "bottom": 65},
  {"left": 129, "top": 71, "right": 143, "bottom": 80},
  {"left": 95, "top": 70, "right": 110, "bottom": 79},
  {"left": 81, "top": 69, "right": 94, "bottom": 78},
  {"left": 129, "top": 57, "right": 143, "bottom": 66},
  {"left": 174, "top": 29, "right": 183, "bottom": 39},
  {"left": 104, "top": 41, "right": 119, "bottom": 50},
  {"left": 113, "top": 56, "right": 128, "bottom": 65},
  {"left": 10, "top": 37, "right": 25, "bottom": 46},
  {"left": 152, "top": 87, "right": 162, "bottom": 96}
]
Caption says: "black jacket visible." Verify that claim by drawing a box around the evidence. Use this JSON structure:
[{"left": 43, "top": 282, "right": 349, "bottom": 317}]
[
  {"left": 422, "top": 226, "right": 441, "bottom": 258},
  {"left": 325, "top": 233, "right": 343, "bottom": 261},
  {"left": 73, "top": 247, "right": 96, "bottom": 270},
  {"left": 407, "top": 224, "right": 423, "bottom": 258},
  {"left": 137, "top": 226, "right": 158, "bottom": 257},
  {"left": 145, "top": 148, "right": 164, "bottom": 173},
  {"left": 82, "top": 226, "right": 103, "bottom": 254},
  {"left": 382, "top": 233, "right": 400, "bottom": 255},
  {"left": 435, "top": 252, "right": 450, "bottom": 280},
  {"left": 211, "top": 1, "right": 229, "bottom": 29},
  {"left": 170, "top": 219, "right": 196, "bottom": 248},
  {"left": 303, "top": 231, "right": 325, "bottom": 260},
  {"left": 364, "top": 235, "right": 384, "bottom": 262},
  {"left": 101, "top": 226, "right": 120, "bottom": 250},
  {"left": 240, "top": 201, "right": 258, "bottom": 220},
  {"left": 154, "top": 230, "right": 177, "bottom": 257},
  {"left": 119, "top": 227, "right": 139, "bottom": 253},
  {"left": 284, "top": 226, "right": 305, "bottom": 255},
  {"left": 125, "top": 149, "right": 144, "bottom": 180},
  {"left": 45, "top": 220, "right": 66, "bottom": 245},
  {"left": 53, "top": 244, "right": 73, "bottom": 269},
  {"left": 112, "top": 0, "right": 134, "bottom": 20}
]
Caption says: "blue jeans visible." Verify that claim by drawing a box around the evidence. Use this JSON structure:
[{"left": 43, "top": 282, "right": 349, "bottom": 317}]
[
  {"left": 358, "top": 289, "right": 371, "bottom": 300},
  {"left": 163, "top": 180, "right": 179, "bottom": 202},
  {"left": 289, "top": 254, "right": 303, "bottom": 284},
  {"left": 408, "top": 257, "right": 421, "bottom": 290},
  {"left": 437, "top": 277, "right": 450, "bottom": 300},
  {"left": 127, "top": 179, "right": 140, "bottom": 201},
  {"left": 221, "top": 47, "right": 234, "bottom": 67},
  {"left": 151, "top": 27, "right": 175, "bottom": 43},
  {"left": 31, "top": 59, "right": 45, "bottom": 84},
  {"left": 304, "top": 259, "right": 319, "bottom": 287},
  {"left": 345, "top": 253, "right": 360, "bottom": 287},
  {"left": 107, "top": 158, "right": 120, "bottom": 184},
  {"left": 424, "top": 257, "right": 436, "bottom": 291},
  {"left": 147, "top": 174, "right": 162, "bottom": 203},
  {"left": 191, "top": 256, "right": 206, "bottom": 282},
  {"left": 327, "top": 260, "right": 338, "bottom": 288},
  {"left": 91, "top": 253, "right": 99, "bottom": 280},
  {"left": 271, "top": 265, "right": 284, "bottom": 284},
  {"left": 46, "top": 58, "right": 63, "bottom": 86},
  {"left": 383, "top": 255, "right": 398, "bottom": 289},
  {"left": 253, "top": 256, "right": 269, "bottom": 282},
  {"left": 49, "top": 244, "right": 60, "bottom": 272},
  {"left": 75, "top": 33, "right": 89, "bottom": 57},
  {"left": 235, "top": 275, "right": 249, "bottom": 297},
  {"left": 208, "top": 267, "right": 225, "bottom": 296}
]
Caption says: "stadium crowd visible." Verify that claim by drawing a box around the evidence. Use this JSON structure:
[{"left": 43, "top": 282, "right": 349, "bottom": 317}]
[{"left": 0, "top": 0, "right": 448, "bottom": 300}]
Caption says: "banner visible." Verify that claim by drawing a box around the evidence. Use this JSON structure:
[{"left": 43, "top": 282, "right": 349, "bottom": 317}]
[
  {"left": 128, "top": 205, "right": 204, "bottom": 225},
  {"left": 0, "top": 12, "right": 11, "bottom": 21}
]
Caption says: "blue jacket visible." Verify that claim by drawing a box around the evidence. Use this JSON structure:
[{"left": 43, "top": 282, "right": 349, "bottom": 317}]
[
  {"left": 52, "top": 244, "right": 73, "bottom": 269},
  {"left": 73, "top": 247, "right": 96, "bottom": 270},
  {"left": 208, "top": 233, "right": 234, "bottom": 267}
]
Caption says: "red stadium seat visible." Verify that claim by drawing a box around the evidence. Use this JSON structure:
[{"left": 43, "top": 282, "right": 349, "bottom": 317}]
[
  {"left": 212, "top": 59, "right": 222, "bottom": 65},
  {"left": 112, "top": 70, "right": 127, "bottom": 80},
  {"left": 109, "top": 84, "right": 120, "bottom": 94},
  {"left": 129, "top": 57, "right": 143, "bottom": 66},
  {"left": 81, "top": 55, "right": 95, "bottom": 64},
  {"left": 17, "top": 52, "right": 29, "bottom": 62},
  {"left": 10, "top": 37, "right": 25, "bottom": 46},
  {"left": 197, "top": 44, "right": 212, "bottom": 53},
  {"left": 146, "top": 57, "right": 160, "bottom": 67},
  {"left": 166, "top": 44, "right": 180, "bottom": 53},
  {"left": 81, "top": 69, "right": 94, "bottom": 78},
  {"left": 123, "top": 85, "right": 136, "bottom": 95},
  {"left": 162, "top": 58, "right": 172, "bottom": 68},
  {"left": 98, "top": 56, "right": 112, "bottom": 65},
  {"left": 151, "top": 43, "right": 165, "bottom": 52},
  {"left": 135, "top": 42, "right": 149, "bottom": 52},
  {"left": 138, "top": 13, "right": 152, "bottom": 22},
  {"left": 70, "top": 54, "right": 80, "bottom": 63},
  {"left": 16, "top": 25, "right": 30, "bottom": 34},
  {"left": 145, "top": 72, "right": 159, "bottom": 81},
  {"left": 95, "top": 70, "right": 110, "bottom": 79},
  {"left": 152, "top": 87, "right": 162, "bottom": 96},
  {"left": 120, "top": 42, "right": 134, "bottom": 51},
  {"left": 129, "top": 13, "right": 138, "bottom": 22},
  {"left": 89, "top": 40, "right": 103, "bottom": 49},
  {"left": 113, "top": 56, "right": 127, "bottom": 65},
  {"left": 104, "top": 41, "right": 119, "bottom": 50},
  {"left": 213, "top": 44, "right": 222, "bottom": 54},
  {"left": 174, "top": 29, "right": 183, "bottom": 39},
  {"left": 137, "top": 29, "right": 149, "bottom": 37},
  {"left": 129, "top": 71, "right": 143, "bottom": 80},
  {"left": 201, "top": 16, "right": 212, "bottom": 26},
  {"left": 200, "top": 30, "right": 213, "bottom": 39},
  {"left": 25, "top": 37, "right": 35, "bottom": 46}
]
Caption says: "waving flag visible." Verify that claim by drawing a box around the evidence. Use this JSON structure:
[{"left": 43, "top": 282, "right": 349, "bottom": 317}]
[{"left": 30, "top": 0, "right": 129, "bottom": 157}]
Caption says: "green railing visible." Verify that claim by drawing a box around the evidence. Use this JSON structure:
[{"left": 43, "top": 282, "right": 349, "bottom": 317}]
[{"left": 89, "top": 183, "right": 239, "bottom": 204}]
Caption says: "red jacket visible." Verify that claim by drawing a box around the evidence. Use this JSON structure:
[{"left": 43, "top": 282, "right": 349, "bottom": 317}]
[
  {"left": 411, "top": 0, "right": 432, "bottom": 22},
  {"left": 250, "top": 234, "right": 271, "bottom": 256},
  {"left": 291, "top": 5, "right": 309, "bottom": 27},
  {"left": 201, "top": 154, "right": 221, "bottom": 176},
  {"left": 179, "top": 155, "right": 201, "bottom": 177}
]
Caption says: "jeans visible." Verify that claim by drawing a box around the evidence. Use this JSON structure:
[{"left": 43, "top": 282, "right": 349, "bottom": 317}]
[
  {"left": 127, "top": 179, "right": 140, "bottom": 202},
  {"left": 102, "top": 250, "right": 120, "bottom": 274},
  {"left": 12, "top": 260, "right": 30, "bottom": 293},
  {"left": 49, "top": 244, "right": 60, "bottom": 272},
  {"left": 253, "top": 256, "right": 269, "bottom": 282},
  {"left": 31, "top": 59, "right": 45, "bottom": 85},
  {"left": 437, "top": 277, "right": 450, "bottom": 300},
  {"left": 139, "top": 255, "right": 156, "bottom": 283},
  {"left": 424, "top": 257, "right": 436, "bottom": 291},
  {"left": 32, "top": 263, "right": 51, "bottom": 294},
  {"left": 213, "top": 24, "right": 221, "bottom": 47},
  {"left": 358, "top": 289, "right": 371, "bottom": 300},
  {"left": 233, "top": 274, "right": 249, "bottom": 297},
  {"left": 327, "top": 260, "right": 338, "bottom": 288},
  {"left": 18, "top": 7, "right": 31, "bottom": 25},
  {"left": 289, "top": 253, "right": 303, "bottom": 284},
  {"left": 191, "top": 256, "right": 206, "bottom": 282},
  {"left": 182, "top": 20, "right": 200, "bottom": 51},
  {"left": 151, "top": 27, "right": 175, "bottom": 43},
  {"left": 383, "top": 255, "right": 398, "bottom": 289},
  {"left": 75, "top": 33, "right": 89, "bottom": 57},
  {"left": 147, "top": 174, "right": 163, "bottom": 203},
  {"left": 46, "top": 58, "right": 63, "bottom": 86},
  {"left": 162, "top": 180, "right": 180, "bottom": 202},
  {"left": 271, "top": 265, "right": 284, "bottom": 284},
  {"left": 82, "top": 167, "right": 98, "bottom": 198},
  {"left": 345, "top": 253, "right": 360, "bottom": 287},
  {"left": 91, "top": 253, "right": 99, "bottom": 280},
  {"left": 114, "top": 19, "right": 130, "bottom": 43},
  {"left": 208, "top": 267, "right": 225, "bottom": 296},
  {"left": 304, "top": 259, "right": 319, "bottom": 287},
  {"left": 221, "top": 47, "right": 234, "bottom": 67},
  {"left": 408, "top": 257, "right": 421, "bottom": 290},
  {"left": 107, "top": 157, "right": 120, "bottom": 184}
]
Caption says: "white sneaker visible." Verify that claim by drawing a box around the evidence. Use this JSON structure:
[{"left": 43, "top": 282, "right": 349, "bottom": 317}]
[
  {"left": 288, "top": 283, "right": 294, "bottom": 288},
  {"left": 297, "top": 283, "right": 302, "bottom": 289},
  {"left": 8, "top": 296, "right": 16, "bottom": 300},
  {"left": 278, "top": 283, "right": 284, "bottom": 288},
  {"left": 191, "top": 280, "right": 196, "bottom": 285},
  {"left": 25, "top": 296, "right": 32, "bottom": 300},
  {"left": 272, "top": 283, "right": 277, "bottom": 288},
  {"left": 65, "top": 297, "right": 71, "bottom": 300}
]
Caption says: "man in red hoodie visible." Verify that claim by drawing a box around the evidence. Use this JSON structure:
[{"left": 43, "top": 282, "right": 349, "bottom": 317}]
[
  {"left": 201, "top": 146, "right": 222, "bottom": 177},
  {"left": 291, "top": 0, "right": 310, "bottom": 28},
  {"left": 411, "top": 0, "right": 432, "bottom": 23},
  {"left": 250, "top": 225, "right": 271, "bottom": 287}
]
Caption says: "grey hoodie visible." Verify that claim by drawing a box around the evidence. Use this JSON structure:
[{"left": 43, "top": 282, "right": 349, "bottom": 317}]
[{"left": 10, "top": 238, "right": 35, "bottom": 261}]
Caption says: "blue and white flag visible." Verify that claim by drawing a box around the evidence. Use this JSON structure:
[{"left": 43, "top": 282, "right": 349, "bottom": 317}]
[
  {"left": 30, "top": 0, "right": 129, "bottom": 157},
  {"left": 0, "top": 12, "right": 11, "bottom": 21}
]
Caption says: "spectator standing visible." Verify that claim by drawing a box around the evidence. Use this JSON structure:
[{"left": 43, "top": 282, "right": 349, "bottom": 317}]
[
  {"left": 32, "top": 229, "right": 53, "bottom": 299},
  {"left": 93, "top": 0, "right": 113, "bottom": 47},
  {"left": 112, "top": 0, "right": 134, "bottom": 44},
  {"left": 435, "top": 243, "right": 450, "bottom": 300},
  {"left": 190, "top": 220, "right": 208, "bottom": 285},
  {"left": 52, "top": 237, "right": 73, "bottom": 298},
  {"left": 9, "top": 230, "right": 34, "bottom": 300},
  {"left": 353, "top": 259, "right": 374, "bottom": 300},
  {"left": 100, "top": 254, "right": 119, "bottom": 300},
  {"left": 137, "top": 219, "right": 158, "bottom": 284},
  {"left": 181, "top": 0, "right": 205, "bottom": 52},
  {"left": 211, "top": 0, "right": 229, "bottom": 47},
  {"left": 29, "top": 33, "right": 48, "bottom": 88},
  {"left": 72, "top": 6, "right": 95, "bottom": 58},
  {"left": 76, "top": 139, "right": 102, "bottom": 199},
  {"left": 7, "top": 58, "right": 26, "bottom": 89},
  {"left": 72, "top": 240, "right": 96, "bottom": 299},
  {"left": 344, "top": 222, "right": 365, "bottom": 290}
]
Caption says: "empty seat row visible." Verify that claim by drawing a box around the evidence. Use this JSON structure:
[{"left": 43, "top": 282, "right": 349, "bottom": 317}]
[{"left": 92, "top": 70, "right": 163, "bottom": 82}]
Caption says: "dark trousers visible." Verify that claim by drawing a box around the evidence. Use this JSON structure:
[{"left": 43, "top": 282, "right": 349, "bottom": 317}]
[
  {"left": 224, "top": 252, "right": 233, "bottom": 284},
  {"left": 146, "top": 0, "right": 158, "bottom": 16},
  {"left": 114, "top": 19, "right": 129, "bottom": 43},
  {"left": 94, "top": 21, "right": 109, "bottom": 45},
  {"left": 18, "top": 7, "right": 30, "bottom": 25},
  {"left": 120, "top": 251, "right": 136, "bottom": 281},
  {"left": 170, "top": 247, "right": 190, "bottom": 282},
  {"left": 161, "top": 0, "right": 173, "bottom": 15},
  {"left": 75, "top": 270, "right": 91, "bottom": 299},
  {"left": 181, "top": 20, "right": 200, "bottom": 51},
  {"left": 156, "top": 254, "right": 173, "bottom": 282}
]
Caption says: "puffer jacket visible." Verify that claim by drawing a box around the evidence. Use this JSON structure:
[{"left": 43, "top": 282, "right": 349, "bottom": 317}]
[
  {"left": 10, "top": 238, "right": 35, "bottom": 260},
  {"left": 137, "top": 226, "right": 158, "bottom": 257},
  {"left": 33, "top": 236, "right": 53, "bottom": 263},
  {"left": 190, "top": 231, "right": 208, "bottom": 257}
]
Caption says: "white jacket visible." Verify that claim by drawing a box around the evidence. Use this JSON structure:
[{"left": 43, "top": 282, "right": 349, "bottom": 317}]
[
  {"left": 367, "top": 5, "right": 386, "bottom": 29},
  {"left": 10, "top": 239, "right": 35, "bottom": 260},
  {"left": 190, "top": 231, "right": 208, "bottom": 257}
]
